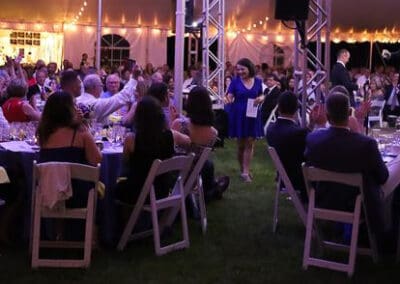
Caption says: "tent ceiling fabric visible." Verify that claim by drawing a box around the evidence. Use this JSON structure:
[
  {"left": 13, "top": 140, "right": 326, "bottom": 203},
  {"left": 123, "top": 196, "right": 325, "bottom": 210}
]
[{"left": 0, "top": 0, "right": 399, "bottom": 31}]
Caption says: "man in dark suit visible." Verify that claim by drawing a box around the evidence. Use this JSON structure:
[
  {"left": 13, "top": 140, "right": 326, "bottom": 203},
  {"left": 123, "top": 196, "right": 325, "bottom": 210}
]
[
  {"left": 305, "top": 93, "right": 389, "bottom": 254},
  {"left": 266, "top": 91, "right": 309, "bottom": 202},
  {"left": 260, "top": 73, "right": 281, "bottom": 126},
  {"left": 383, "top": 72, "right": 400, "bottom": 120},
  {"left": 27, "top": 69, "right": 51, "bottom": 110},
  {"left": 330, "top": 49, "right": 358, "bottom": 107}
]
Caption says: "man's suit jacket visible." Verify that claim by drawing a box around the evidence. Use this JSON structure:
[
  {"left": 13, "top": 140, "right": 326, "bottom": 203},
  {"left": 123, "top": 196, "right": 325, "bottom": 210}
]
[
  {"left": 266, "top": 118, "right": 309, "bottom": 202},
  {"left": 305, "top": 127, "right": 388, "bottom": 236},
  {"left": 27, "top": 84, "right": 51, "bottom": 101},
  {"left": 330, "top": 62, "right": 358, "bottom": 106},
  {"left": 383, "top": 84, "right": 400, "bottom": 117},
  {"left": 260, "top": 86, "right": 280, "bottom": 126}
]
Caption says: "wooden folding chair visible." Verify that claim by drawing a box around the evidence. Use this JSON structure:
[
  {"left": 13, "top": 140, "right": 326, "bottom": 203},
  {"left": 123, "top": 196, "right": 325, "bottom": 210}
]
[
  {"left": 302, "top": 164, "right": 378, "bottom": 277},
  {"left": 31, "top": 161, "right": 100, "bottom": 268},
  {"left": 263, "top": 105, "right": 278, "bottom": 135},
  {"left": 267, "top": 147, "right": 307, "bottom": 233},
  {"left": 117, "top": 154, "right": 195, "bottom": 255},
  {"left": 160, "top": 147, "right": 212, "bottom": 235}
]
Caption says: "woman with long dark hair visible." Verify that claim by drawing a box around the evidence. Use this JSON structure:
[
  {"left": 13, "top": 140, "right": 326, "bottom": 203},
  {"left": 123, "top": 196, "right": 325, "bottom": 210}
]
[
  {"left": 115, "top": 95, "right": 190, "bottom": 205},
  {"left": 172, "top": 86, "right": 229, "bottom": 201},
  {"left": 37, "top": 91, "right": 101, "bottom": 166}
]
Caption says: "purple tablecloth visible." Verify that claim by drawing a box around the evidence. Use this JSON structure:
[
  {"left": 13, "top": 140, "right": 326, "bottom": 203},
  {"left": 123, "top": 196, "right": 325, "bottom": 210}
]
[{"left": 0, "top": 148, "right": 122, "bottom": 246}]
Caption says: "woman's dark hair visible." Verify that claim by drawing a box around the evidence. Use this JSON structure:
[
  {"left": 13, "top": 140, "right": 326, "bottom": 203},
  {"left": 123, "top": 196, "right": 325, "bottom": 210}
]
[
  {"left": 147, "top": 82, "right": 169, "bottom": 105},
  {"left": 236, "top": 58, "right": 256, "bottom": 77},
  {"left": 133, "top": 96, "right": 166, "bottom": 153},
  {"left": 37, "top": 91, "right": 76, "bottom": 146},
  {"left": 186, "top": 86, "right": 214, "bottom": 126}
]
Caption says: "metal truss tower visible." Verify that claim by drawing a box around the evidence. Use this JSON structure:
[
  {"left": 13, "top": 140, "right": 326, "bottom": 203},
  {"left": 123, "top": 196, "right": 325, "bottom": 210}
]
[
  {"left": 202, "top": 0, "right": 225, "bottom": 107},
  {"left": 294, "top": 0, "right": 332, "bottom": 126}
]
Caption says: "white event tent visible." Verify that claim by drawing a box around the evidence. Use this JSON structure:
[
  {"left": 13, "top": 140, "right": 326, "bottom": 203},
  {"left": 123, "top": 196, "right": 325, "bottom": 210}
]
[{"left": 0, "top": 0, "right": 400, "bottom": 68}]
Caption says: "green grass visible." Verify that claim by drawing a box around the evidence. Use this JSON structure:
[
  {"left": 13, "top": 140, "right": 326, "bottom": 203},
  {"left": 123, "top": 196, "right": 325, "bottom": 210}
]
[{"left": 0, "top": 139, "right": 399, "bottom": 283}]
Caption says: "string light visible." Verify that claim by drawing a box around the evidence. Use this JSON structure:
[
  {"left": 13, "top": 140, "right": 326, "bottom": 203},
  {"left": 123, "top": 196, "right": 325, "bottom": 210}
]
[{"left": 68, "top": 1, "right": 88, "bottom": 26}]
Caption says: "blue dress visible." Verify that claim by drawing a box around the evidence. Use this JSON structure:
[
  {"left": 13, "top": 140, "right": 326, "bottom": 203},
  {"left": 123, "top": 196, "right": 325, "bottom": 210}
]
[{"left": 226, "top": 76, "right": 263, "bottom": 138}]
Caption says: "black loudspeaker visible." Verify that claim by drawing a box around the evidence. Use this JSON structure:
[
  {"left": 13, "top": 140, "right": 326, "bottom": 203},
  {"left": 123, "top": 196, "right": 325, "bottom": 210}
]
[
  {"left": 185, "top": 0, "right": 194, "bottom": 26},
  {"left": 275, "top": 0, "right": 310, "bottom": 21}
]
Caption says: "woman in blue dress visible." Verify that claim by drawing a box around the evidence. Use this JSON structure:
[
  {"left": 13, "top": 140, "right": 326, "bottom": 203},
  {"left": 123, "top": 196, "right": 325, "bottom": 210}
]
[{"left": 225, "top": 58, "right": 264, "bottom": 182}]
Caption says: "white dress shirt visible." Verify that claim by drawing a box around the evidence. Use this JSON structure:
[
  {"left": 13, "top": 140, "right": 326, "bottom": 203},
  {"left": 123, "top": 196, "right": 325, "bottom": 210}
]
[{"left": 76, "top": 78, "right": 137, "bottom": 123}]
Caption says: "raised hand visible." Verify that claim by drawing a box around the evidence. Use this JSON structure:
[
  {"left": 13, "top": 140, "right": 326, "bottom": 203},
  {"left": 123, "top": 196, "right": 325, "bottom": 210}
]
[{"left": 382, "top": 49, "right": 391, "bottom": 59}]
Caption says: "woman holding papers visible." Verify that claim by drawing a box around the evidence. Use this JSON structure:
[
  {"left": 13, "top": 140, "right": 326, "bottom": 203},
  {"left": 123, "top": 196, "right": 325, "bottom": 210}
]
[{"left": 225, "top": 58, "right": 263, "bottom": 182}]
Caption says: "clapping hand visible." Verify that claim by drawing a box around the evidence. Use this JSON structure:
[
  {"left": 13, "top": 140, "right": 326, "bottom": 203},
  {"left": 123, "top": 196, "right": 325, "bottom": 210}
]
[
  {"left": 382, "top": 49, "right": 391, "bottom": 59},
  {"left": 310, "top": 104, "right": 327, "bottom": 127},
  {"left": 355, "top": 100, "right": 371, "bottom": 120},
  {"left": 224, "top": 93, "right": 234, "bottom": 104}
]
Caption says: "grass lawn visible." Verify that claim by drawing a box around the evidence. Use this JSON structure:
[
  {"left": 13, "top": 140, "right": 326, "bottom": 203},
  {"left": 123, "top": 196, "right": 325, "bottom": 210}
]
[{"left": 0, "top": 139, "right": 399, "bottom": 283}]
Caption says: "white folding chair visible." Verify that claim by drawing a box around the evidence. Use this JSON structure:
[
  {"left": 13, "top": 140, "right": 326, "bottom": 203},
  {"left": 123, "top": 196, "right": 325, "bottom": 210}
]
[
  {"left": 368, "top": 99, "right": 385, "bottom": 128},
  {"left": 267, "top": 147, "right": 307, "bottom": 233},
  {"left": 302, "top": 164, "right": 378, "bottom": 277},
  {"left": 31, "top": 161, "right": 100, "bottom": 268},
  {"left": 160, "top": 147, "right": 213, "bottom": 235},
  {"left": 263, "top": 105, "right": 278, "bottom": 135},
  {"left": 117, "top": 154, "right": 195, "bottom": 255}
]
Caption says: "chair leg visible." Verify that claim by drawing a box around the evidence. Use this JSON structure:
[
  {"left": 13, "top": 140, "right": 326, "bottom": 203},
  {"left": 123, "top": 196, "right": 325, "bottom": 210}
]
[
  {"left": 83, "top": 190, "right": 95, "bottom": 268},
  {"left": 303, "top": 190, "right": 315, "bottom": 270},
  {"left": 272, "top": 180, "right": 280, "bottom": 233},
  {"left": 151, "top": 202, "right": 162, "bottom": 256},
  {"left": 117, "top": 203, "right": 142, "bottom": 251},
  {"left": 197, "top": 179, "right": 207, "bottom": 235},
  {"left": 180, "top": 191, "right": 190, "bottom": 248},
  {"left": 31, "top": 194, "right": 42, "bottom": 268}
]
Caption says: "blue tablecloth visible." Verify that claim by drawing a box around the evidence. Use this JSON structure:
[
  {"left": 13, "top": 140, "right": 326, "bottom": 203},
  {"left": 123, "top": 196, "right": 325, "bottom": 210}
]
[{"left": 0, "top": 148, "right": 122, "bottom": 246}]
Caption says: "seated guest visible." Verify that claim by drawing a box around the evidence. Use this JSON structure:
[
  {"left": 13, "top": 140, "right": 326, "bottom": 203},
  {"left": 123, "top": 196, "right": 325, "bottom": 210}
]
[
  {"left": 172, "top": 86, "right": 230, "bottom": 201},
  {"left": 383, "top": 73, "right": 400, "bottom": 119},
  {"left": 60, "top": 70, "right": 82, "bottom": 99},
  {"left": 309, "top": 86, "right": 368, "bottom": 133},
  {"left": 115, "top": 96, "right": 190, "bottom": 205},
  {"left": 37, "top": 91, "right": 102, "bottom": 166},
  {"left": 27, "top": 68, "right": 52, "bottom": 110},
  {"left": 305, "top": 92, "right": 389, "bottom": 255},
  {"left": 2, "top": 78, "right": 41, "bottom": 122},
  {"left": 37, "top": 91, "right": 102, "bottom": 240},
  {"left": 260, "top": 73, "right": 281, "bottom": 127},
  {"left": 122, "top": 81, "right": 148, "bottom": 127},
  {"left": 147, "top": 82, "right": 179, "bottom": 128},
  {"left": 101, "top": 74, "right": 121, "bottom": 98},
  {"left": 76, "top": 74, "right": 137, "bottom": 123},
  {"left": 266, "top": 91, "right": 309, "bottom": 202}
]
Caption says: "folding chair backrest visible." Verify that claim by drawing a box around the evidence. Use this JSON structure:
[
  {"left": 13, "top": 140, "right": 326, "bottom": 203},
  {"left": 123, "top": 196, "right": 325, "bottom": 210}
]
[
  {"left": 370, "top": 99, "right": 385, "bottom": 109},
  {"left": 268, "top": 146, "right": 307, "bottom": 226},
  {"left": 117, "top": 154, "right": 195, "bottom": 253},
  {"left": 301, "top": 164, "right": 378, "bottom": 277},
  {"left": 31, "top": 160, "right": 100, "bottom": 268},
  {"left": 302, "top": 165, "right": 363, "bottom": 194}
]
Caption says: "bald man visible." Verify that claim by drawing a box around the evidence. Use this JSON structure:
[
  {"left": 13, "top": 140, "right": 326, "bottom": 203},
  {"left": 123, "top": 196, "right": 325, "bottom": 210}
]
[{"left": 101, "top": 74, "right": 121, "bottom": 98}]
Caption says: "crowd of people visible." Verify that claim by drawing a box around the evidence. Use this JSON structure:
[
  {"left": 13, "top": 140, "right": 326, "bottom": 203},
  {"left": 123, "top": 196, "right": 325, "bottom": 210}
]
[{"left": 0, "top": 47, "right": 400, "bottom": 259}]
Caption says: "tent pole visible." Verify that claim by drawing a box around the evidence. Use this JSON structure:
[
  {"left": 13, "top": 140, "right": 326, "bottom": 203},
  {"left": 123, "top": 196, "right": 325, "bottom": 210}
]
[
  {"left": 369, "top": 38, "right": 373, "bottom": 71},
  {"left": 96, "top": 0, "right": 103, "bottom": 70},
  {"left": 173, "top": 0, "right": 185, "bottom": 114}
]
